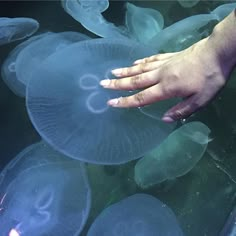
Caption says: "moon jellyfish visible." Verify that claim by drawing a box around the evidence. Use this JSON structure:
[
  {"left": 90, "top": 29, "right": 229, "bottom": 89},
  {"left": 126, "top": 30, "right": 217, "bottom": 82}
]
[
  {"left": 0, "top": 142, "right": 91, "bottom": 236},
  {"left": 149, "top": 13, "right": 215, "bottom": 52},
  {"left": 87, "top": 194, "right": 184, "bottom": 236},
  {"left": 220, "top": 206, "right": 236, "bottom": 236},
  {"left": 61, "top": 0, "right": 129, "bottom": 39},
  {"left": 134, "top": 122, "right": 210, "bottom": 189},
  {"left": 26, "top": 38, "right": 176, "bottom": 164},
  {"left": 210, "top": 3, "right": 236, "bottom": 21},
  {"left": 16, "top": 31, "right": 90, "bottom": 86},
  {"left": 1, "top": 32, "right": 53, "bottom": 97},
  {"left": 125, "top": 2, "right": 164, "bottom": 44},
  {"left": 0, "top": 17, "right": 39, "bottom": 45},
  {"left": 177, "top": 0, "right": 200, "bottom": 8}
]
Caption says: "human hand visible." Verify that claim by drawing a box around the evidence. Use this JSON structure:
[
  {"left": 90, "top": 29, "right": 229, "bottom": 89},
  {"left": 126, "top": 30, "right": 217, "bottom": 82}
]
[{"left": 100, "top": 37, "right": 231, "bottom": 123}]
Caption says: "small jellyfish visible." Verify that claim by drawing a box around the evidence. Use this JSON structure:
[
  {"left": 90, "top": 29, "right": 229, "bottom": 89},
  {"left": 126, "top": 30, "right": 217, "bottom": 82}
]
[
  {"left": 177, "top": 0, "right": 200, "bottom": 8},
  {"left": 0, "top": 17, "right": 39, "bottom": 45},
  {"left": 134, "top": 122, "right": 211, "bottom": 189},
  {"left": 210, "top": 2, "right": 236, "bottom": 21},
  {"left": 149, "top": 13, "right": 216, "bottom": 52},
  {"left": 125, "top": 2, "right": 164, "bottom": 44},
  {"left": 61, "top": 0, "right": 129, "bottom": 38},
  {"left": 16, "top": 31, "right": 90, "bottom": 86},
  {"left": 0, "top": 141, "right": 91, "bottom": 236},
  {"left": 26, "top": 38, "right": 176, "bottom": 164},
  {"left": 1, "top": 32, "right": 53, "bottom": 97},
  {"left": 87, "top": 194, "right": 184, "bottom": 236}
]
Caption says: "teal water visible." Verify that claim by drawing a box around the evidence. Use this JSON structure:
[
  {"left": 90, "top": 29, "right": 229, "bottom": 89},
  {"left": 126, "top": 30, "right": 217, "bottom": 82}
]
[{"left": 0, "top": 1, "right": 236, "bottom": 236}]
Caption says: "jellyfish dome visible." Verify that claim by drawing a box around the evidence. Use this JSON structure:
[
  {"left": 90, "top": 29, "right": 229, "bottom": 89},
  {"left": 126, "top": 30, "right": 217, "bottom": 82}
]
[
  {"left": 87, "top": 193, "right": 184, "bottom": 236},
  {"left": 1, "top": 32, "right": 53, "bottom": 97},
  {"left": 0, "top": 141, "right": 91, "bottom": 236},
  {"left": 15, "top": 31, "right": 90, "bottom": 86},
  {"left": 0, "top": 17, "right": 39, "bottom": 45},
  {"left": 26, "top": 38, "right": 176, "bottom": 164}
]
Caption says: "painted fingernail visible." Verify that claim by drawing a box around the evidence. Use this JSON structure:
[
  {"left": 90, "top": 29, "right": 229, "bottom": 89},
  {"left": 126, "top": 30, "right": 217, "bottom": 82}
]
[
  {"left": 108, "top": 98, "right": 120, "bottom": 106},
  {"left": 111, "top": 68, "right": 122, "bottom": 76},
  {"left": 162, "top": 116, "right": 174, "bottom": 123},
  {"left": 100, "top": 79, "right": 111, "bottom": 87}
]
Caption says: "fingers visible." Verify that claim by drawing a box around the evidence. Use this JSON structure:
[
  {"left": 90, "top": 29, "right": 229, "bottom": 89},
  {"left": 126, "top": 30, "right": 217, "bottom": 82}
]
[
  {"left": 162, "top": 94, "right": 202, "bottom": 122},
  {"left": 100, "top": 69, "right": 160, "bottom": 90},
  {"left": 134, "top": 52, "right": 177, "bottom": 64},
  {"left": 107, "top": 84, "right": 172, "bottom": 108}
]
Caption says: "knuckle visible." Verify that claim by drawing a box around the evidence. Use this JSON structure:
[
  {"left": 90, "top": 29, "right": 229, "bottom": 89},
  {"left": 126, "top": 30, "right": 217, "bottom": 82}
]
[
  {"left": 138, "top": 63, "right": 148, "bottom": 73},
  {"left": 134, "top": 92, "right": 145, "bottom": 106},
  {"left": 131, "top": 75, "right": 141, "bottom": 89},
  {"left": 113, "top": 79, "right": 121, "bottom": 89}
]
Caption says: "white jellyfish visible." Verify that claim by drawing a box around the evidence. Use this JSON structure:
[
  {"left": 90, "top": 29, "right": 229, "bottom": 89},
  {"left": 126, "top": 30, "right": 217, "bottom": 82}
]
[
  {"left": 0, "top": 17, "right": 39, "bottom": 45},
  {"left": 134, "top": 122, "right": 211, "bottom": 189}
]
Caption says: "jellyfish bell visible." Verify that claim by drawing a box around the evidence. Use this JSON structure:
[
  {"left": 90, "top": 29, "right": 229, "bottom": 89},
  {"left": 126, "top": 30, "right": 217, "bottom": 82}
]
[
  {"left": 0, "top": 17, "right": 39, "bottom": 45},
  {"left": 87, "top": 194, "right": 184, "bottom": 236},
  {"left": 0, "top": 142, "right": 91, "bottom": 236},
  {"left": 26, "top": 38, "right": 177, "bottom": 165},
  {"left": 1, "top": 32, "right": 53, "bottom": 97},
  {"left": 15, "top": 31, "right": 90, "bottom": 87}
]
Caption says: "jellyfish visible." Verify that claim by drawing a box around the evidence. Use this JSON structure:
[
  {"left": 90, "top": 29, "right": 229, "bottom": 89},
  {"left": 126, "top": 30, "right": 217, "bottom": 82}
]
[
  {"left": 0, "top": 17, "right": 39, "bottom": 45},
  {"left": 1, "top": 32, "right": 53, "bottom": 97},
  {"left": 87, "top": 193, "right": 184, "bottom": 236},
  {"left": 0, "top": 141, "right": 91, "bottom": 236},
  {"left": 219, "top": 206, "right": 236, "bottom": 236},
  {"left": 149, "top": 13, "right": 216, "bottom": 52},
  {"left": 210, "top": 2, "right": 236, "bottom": 22},
  {"left": 61, "top": 0, "right": 129, "bottom": 39},
  {"left": 26, "top": 38, "right": 176, "bottom": 164},
  {"left": 125, "top": 2, "right": 164, "bottom": 44},
  {"left": 134, "top": 122, "right": 211, "bottom": 189},
  {"left": 177, "top": 0, "right": 200, "bottom": 8},
  {"left": 15, "top": 31, "right": 90, "bottom": 87}
]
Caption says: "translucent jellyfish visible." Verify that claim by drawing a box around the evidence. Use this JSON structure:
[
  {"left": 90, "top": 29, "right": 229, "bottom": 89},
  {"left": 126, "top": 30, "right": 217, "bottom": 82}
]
[
  {"left": 125, "top": 2, "right": 164, "bottom": 44},
  {"left": 0, "top": 17, "right": 39, "bottom": 45},
  {"left": 210, "top": 3, "right": 236, "bottom": 21},
  {"left": 87, "top": 194, "right": 184, "bottom": 236},
  {"left": 26, "top": 38, "right": 176, "bottom": 164},
  {"left": 1, "top": 32, "right": 53, "bottom": 97},
  {"left": 177, "top": 0, "right": 200, "bottom": 8},
  {"left": 220, "top": 206, "right": 236, "bottom": 236},
  {"left": 16, "top": 31, "right": 90, "bottom": 86},
  {"left": 134, "top": 122, "right": 211, "bottom": 189},
  {"left": 0, "top": 141, "right": 91, "bottom": 236},
  {"left": 61, "top": 0, "right": 129, "bottom": 38},
  {"left": 149, "top": 13, "right": 216, "bottom": 52}
]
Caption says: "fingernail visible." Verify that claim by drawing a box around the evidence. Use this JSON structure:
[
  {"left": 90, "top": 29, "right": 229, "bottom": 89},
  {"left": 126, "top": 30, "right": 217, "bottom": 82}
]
[
  {"left": 100, "top": 79, "right": 110, "bottom": 87},
  {"left": 108, "top": 98, "right": 120, "bottom": 106},
  {"left": 162, "top": 116, "right": 174, "bottom": 123},
  {"left": 111, "top": 68, "right": 122, "bottom": 76},
  {"left": 133, "top": 59, "right": 142, "bottom": 64}
]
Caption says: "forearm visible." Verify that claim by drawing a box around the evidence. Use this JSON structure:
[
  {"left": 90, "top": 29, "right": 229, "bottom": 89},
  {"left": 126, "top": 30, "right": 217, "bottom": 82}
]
[{"left": 207, "top": 9, "right": 236, "bottom": 73}]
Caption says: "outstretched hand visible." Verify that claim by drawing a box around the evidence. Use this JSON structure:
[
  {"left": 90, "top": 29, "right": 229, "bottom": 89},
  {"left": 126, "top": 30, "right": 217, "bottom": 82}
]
[{"left": 100, "top": 38, "right": 229, "bottom": 123}]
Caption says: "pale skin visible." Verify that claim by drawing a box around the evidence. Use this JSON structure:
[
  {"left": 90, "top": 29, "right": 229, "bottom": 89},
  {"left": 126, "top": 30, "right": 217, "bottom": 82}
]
[{"left": 100, "top": 10, "right": 236, "bottom": 122}]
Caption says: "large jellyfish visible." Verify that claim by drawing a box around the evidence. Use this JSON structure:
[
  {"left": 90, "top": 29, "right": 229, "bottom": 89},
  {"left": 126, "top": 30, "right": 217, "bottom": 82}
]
[
  {"left": 87, "top": 193, "right": 184, "bottom": 236},
  {"left": 0, "top": 141, "right": 91, "bottom": 236},
  {"left": 134, "top": 122, "right": 211, "bottom": 189},
  {"left": 125, "top": 2, "right": 164, "bottom": 44},
  {"left": 1, "top": 32, "right": 53, "bottom": 97},
  {"left": 149, "top": 13, "right": 216, "bottom": 52},
  {"left": 26, "top": 38, "right": 176, "bottom": 164},
  {"left": 15, "top": 31, "right": 90, "bottom": 87},
  {"left": 61, "top": 0, "right": 129, "bottom": 39},
  {"left": 0, "top": 17, "right": 39, "bottom": 45}
]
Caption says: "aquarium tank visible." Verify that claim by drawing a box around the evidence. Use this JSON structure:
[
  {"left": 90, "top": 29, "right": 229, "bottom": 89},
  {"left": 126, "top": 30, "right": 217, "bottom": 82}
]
[{"left": 0, "top": 1, "right": 236, "bottom": 236}]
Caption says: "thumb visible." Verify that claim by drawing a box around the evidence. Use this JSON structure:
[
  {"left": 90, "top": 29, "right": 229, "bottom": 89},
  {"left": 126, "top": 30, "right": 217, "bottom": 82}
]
[{"left": 161, "top": 94, "right": 202, "bottom": 122}]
